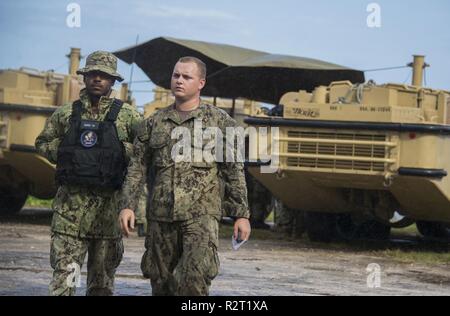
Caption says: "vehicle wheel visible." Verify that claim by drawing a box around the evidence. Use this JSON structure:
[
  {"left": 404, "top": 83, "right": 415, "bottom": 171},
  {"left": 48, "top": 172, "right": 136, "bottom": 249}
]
[
  {"left": 416, "top": 221, "right": 450, "bottom": 239},
  {"left": 305, "top": 212, "right": 337, "bottom": 243},
  {"left": 0, "top": 188, "right": 28, "bottom": 215},
  {"left": 388, "top": 212, "right": 415, "bottom": 229}
]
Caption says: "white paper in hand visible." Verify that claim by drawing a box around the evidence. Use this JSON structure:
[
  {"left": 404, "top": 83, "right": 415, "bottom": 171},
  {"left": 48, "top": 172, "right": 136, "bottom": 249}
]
[{"left": 231, "top": 236, "right": 247, "bottom": 251}]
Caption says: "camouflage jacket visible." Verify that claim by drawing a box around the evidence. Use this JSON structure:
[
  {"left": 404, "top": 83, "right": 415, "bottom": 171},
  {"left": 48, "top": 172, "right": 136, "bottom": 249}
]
[
  {"left": 120, "top": 103, "right": 250, "bottom": 222},
  {"left": 35, "top": 89, "right": 143, "bottom": 238}
]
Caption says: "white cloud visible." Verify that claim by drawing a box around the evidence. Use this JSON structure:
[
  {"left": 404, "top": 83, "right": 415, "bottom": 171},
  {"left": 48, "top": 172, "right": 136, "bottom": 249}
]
[{"left": 137, "top": 5, "right": 239, "bottom": 20}]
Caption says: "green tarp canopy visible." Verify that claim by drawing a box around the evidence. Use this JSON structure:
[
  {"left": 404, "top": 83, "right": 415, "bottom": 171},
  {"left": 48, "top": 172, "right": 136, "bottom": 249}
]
[{"left": 114, "top": 37, "right": 365, "bottom": 104}]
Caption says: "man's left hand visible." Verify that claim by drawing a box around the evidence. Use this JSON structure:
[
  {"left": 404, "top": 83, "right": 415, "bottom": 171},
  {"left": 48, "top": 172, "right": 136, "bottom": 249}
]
[{"left": 233, "top": 218, "right": 251, "bottom": 241}]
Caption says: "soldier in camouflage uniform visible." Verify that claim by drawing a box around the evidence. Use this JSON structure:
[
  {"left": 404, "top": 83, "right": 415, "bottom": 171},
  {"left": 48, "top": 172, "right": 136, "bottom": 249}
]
[
  {"left": 35, "top": 51, "right": 142, "bottom": 296},
  {"left": 119, "top": 56, "right": 251, "bottom": 296}
]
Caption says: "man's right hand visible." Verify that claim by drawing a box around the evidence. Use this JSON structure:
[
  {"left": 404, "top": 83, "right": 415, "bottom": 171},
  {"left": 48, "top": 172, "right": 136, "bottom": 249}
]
[{"left": 119, "top": 209, "right": 135, "bottom": 237}]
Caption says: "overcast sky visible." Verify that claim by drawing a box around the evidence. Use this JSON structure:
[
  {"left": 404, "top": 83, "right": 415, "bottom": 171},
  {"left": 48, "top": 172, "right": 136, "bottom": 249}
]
[{"left": 1, "top": 0, "right": 449, "bottom": 107}]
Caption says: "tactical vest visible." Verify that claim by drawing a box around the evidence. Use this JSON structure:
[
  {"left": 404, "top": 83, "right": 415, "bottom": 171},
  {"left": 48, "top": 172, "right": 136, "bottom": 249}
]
[{"left": 55, "top": 99, "right": 126, "bottom": 189}]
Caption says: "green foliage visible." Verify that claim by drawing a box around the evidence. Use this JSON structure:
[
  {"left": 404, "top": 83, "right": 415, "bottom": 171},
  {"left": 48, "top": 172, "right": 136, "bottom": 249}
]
[{"left": 25, "top": 196, "right": 53, "bottom": 208}]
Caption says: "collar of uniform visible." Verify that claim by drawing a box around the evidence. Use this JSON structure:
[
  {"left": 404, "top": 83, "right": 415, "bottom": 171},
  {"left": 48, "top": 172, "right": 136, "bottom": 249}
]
[
  {"left": 79, "top": 89, "right": 115, "bottom": 115},
  {"left": 163, "top": 102, "right": 207, "bottom": 125}
]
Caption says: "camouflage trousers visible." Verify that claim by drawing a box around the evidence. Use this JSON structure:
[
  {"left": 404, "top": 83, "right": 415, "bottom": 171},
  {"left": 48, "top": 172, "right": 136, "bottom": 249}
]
[
  {"left": 141, "top": 215, "right": 220, "bottom": 296},
  {"left": 49, "top": 233, "right": 123, "bottom": 296}
]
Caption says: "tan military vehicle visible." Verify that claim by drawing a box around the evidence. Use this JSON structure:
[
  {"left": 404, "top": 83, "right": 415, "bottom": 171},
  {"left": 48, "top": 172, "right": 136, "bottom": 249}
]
[
  {"left": 0, "top": 49, "right": 130, "bottom": 214},
  {"left": 246, "top": 56, "right": 450, "bottom": 241}
]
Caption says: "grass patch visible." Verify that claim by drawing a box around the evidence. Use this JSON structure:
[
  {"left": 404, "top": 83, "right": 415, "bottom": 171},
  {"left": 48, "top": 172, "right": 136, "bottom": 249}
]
[
  {"left": 265, "top": 211, "right": 274, "bottom": 222},
  {"left": 25, "top": 196, "right": 53, "bottom": 208},
  {"left": 391, "top": 225, "right": 420, "bottom": 237},
  {"left": 375, "top": 249, "right": 450, "bottom": 265}
]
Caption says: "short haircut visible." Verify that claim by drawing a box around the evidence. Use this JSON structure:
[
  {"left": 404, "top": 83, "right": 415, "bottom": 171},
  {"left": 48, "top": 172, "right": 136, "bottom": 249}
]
[{"left": 178, "top": 56, "right": 207, "bottom": 79}]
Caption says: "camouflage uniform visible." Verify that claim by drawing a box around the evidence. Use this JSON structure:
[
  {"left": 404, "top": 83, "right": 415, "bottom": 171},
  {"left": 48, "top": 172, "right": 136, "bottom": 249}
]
[
  {"left": 135, "top": 188, "right": 148, "bottom": 237},
  {"left": 120, "top": 103, "right": 250, "bottom": 296},
  {"left": 35, "top": 51, "right": 142, "bottom": 296}
]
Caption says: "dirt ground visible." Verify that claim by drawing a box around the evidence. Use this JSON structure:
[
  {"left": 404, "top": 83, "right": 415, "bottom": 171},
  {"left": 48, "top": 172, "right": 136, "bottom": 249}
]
[{"left": 0, "top": 208, "right": 449, "bottom": 296}]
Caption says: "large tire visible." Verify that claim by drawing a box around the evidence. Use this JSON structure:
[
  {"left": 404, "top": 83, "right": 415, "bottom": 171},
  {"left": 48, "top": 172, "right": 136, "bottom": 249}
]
[
  {"left": 388, "top": 212, "right": 415, "bottom": 229},
  {"left": 416, "top": 221, "right": 450, "bottom": 239},
  {"left": 305, "top": 212, "right": 337, "bottom": 243},
  {"left": 0, "top": 188, "right": 28, "bottom": 215}
]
